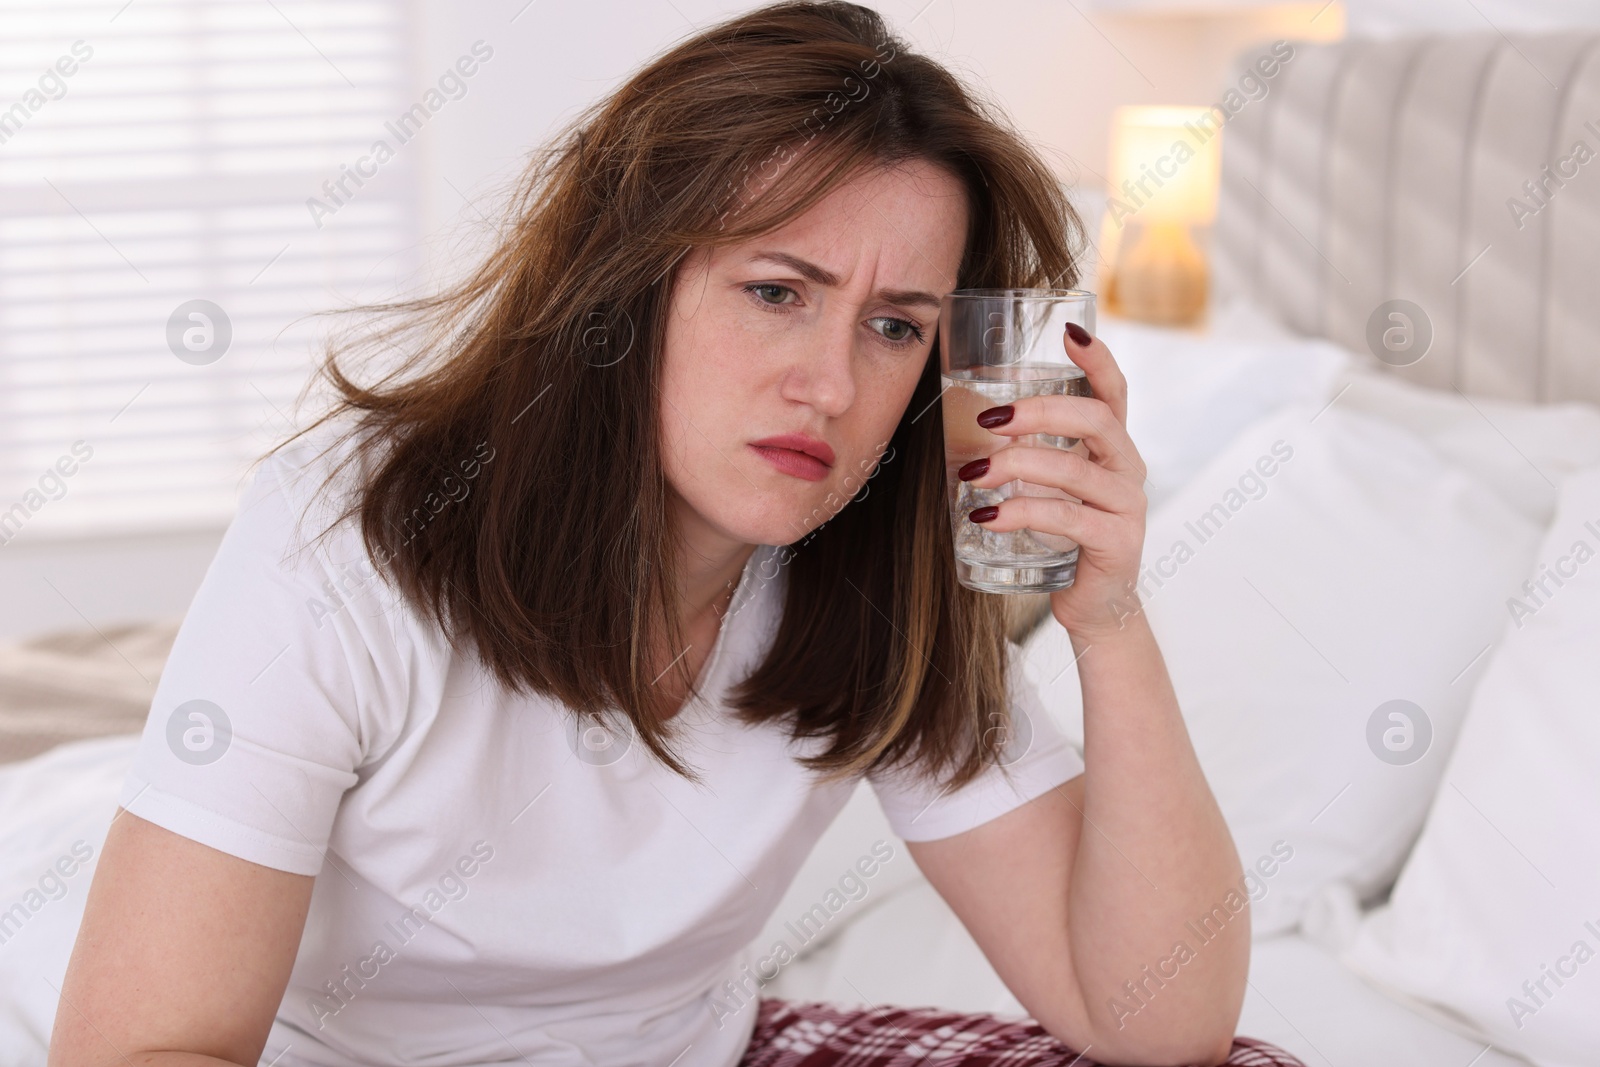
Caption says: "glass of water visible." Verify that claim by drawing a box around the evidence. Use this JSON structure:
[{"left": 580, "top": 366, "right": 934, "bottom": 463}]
[{"left": 939, "top": 288, "right": 1095, "bottom": 594}]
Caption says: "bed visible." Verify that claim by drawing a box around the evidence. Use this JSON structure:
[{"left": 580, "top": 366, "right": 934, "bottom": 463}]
[{"left": 5, "top": 27, "right": 1600, "bottom": 1067}]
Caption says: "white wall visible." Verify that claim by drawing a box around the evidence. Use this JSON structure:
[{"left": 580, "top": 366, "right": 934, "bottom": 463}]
[
  {"left": 408, "top": 0, "right": 1345, "bottom": 267},
  {"left": 0, "top": 530, "right": 224, "bottom": 641}
]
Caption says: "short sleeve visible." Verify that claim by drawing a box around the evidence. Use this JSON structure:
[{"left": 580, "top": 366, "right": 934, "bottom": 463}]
[
  {"left": 116, "top": 439, "right": 409, "bottom": 875},
  {"left": 867, "top": 642, "right": 1085, "bottom": 842}
]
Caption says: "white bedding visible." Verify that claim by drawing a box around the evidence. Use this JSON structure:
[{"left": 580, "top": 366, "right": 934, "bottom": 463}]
[
  {"left": 0, "top": 712, "right": 1535, "bottom": 1067},
  {"left": 762, "top": 864, "right": 1535, "bottom": 1067},
  {"left": 0, "top": 735, "right": 135, "bottom": 1065},
  {"left": 1238, "top": 935, "right": 1531, "bottom": 1067}
]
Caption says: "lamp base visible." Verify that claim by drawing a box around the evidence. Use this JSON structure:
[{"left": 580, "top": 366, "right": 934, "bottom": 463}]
[{"left": 1106, "top": 222, "right": 1208, "bottom": 327}]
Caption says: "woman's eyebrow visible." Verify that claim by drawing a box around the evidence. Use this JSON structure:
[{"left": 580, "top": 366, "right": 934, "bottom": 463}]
[{"left": 748, "top": 250, "right": 941, "bottom": 310}]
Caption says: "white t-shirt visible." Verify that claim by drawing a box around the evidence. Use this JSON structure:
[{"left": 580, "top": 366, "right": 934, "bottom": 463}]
[{"left": 117, "top": 423, "right": 1085, "bottom": 1067}]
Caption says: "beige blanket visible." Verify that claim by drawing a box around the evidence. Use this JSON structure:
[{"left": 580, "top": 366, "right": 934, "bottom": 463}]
[{"left": 0, "top": 620, "right": 179, "bottom": 765}]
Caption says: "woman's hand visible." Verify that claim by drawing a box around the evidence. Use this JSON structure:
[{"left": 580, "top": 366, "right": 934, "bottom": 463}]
[{"left": 957, "top": 322, "right": 1148, "bottom": 640}]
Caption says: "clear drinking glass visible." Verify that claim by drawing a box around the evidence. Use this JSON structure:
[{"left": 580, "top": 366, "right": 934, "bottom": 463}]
[{"left": 939, "top": 288, "right": 1095, "bottom": 594}]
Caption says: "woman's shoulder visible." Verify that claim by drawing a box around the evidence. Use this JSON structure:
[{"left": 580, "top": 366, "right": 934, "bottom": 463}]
[
  {"left": 248, "top": 416, "right": 381, "bottom": 556},
  {"left": 223, "top": 418, "right": 438, "bottom": 656}
]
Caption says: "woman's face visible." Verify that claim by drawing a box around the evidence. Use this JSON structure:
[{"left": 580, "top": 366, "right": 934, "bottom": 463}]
[{"left": 659, "top": 159, "right": 969, "bottom": 550}]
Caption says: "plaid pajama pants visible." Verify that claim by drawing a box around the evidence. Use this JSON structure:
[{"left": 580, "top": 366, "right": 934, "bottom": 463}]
[{"left": 736, "top": 998, "right": 1307, "bottom": 1067}]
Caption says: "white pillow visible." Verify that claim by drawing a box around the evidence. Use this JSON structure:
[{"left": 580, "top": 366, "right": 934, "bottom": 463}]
[
  {"left": 1341, "top": 463, "right": 1600, "bottom": 1067},
  {"left": 1095, "top": 315, "right": 1351, "bottom": 512},
  {"left": 1149, "top": 294, "right": 1600, "bottom": 527},
  {"left": 1020, "top": 400, "right": 1543, "bottom": 935},
  {"left": 1328, "top": 361, "right": 1600, "bottom": 528}
]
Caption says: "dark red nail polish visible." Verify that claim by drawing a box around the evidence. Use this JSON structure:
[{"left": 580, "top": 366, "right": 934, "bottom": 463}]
[
  {"left": 976, "top": 405, "right": 1013, "bottom": 428},
  {"left": 957, "top": 457, "right": 989, "bottom": 481},
  {"left": 1065, "top": 322, "right": 1092, "bottom": 347},
  {"left": 969, "top": 505, "right": 999, "bottom": 524}
]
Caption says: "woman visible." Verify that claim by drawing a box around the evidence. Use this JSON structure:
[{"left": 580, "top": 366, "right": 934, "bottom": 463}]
[{"left": 49, "top": 4, "right": 1300, "bottom": 1066}]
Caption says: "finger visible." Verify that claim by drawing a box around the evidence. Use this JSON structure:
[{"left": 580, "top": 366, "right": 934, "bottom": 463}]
[
  {"left": 967, "top": 493, "right": 1115, "bottom": 549},
  {"left": 976, "top": 394, "right": 1147, "bottom": 480},
  {"left": 959, "top": 441, "right": 1145, "bottom": 518},
  {"left": 1064, "top": 323, "right": 1129, "bottom": 427}
]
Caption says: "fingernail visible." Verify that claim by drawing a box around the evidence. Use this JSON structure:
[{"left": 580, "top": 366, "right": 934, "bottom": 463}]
[
  {"left": 976, "top": 405, "right": 1013, "bottom": 428},
  {"left": 957, "top": 457, "right": 989, "bottom": 481},
  {"left": 969, "top": 505, "right": 999, "bottom": 524},
  {"left": 1065, "top": 322, "right": 1092, "bottom": 347}
]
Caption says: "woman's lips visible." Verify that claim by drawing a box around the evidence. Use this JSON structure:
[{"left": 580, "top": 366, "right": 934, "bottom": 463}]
[{"left": 750, "top": 445, "right": 830, "bottom": 482}]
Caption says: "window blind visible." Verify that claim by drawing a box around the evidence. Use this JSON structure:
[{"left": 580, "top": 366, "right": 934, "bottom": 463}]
[{"left": 0, "top": 0, "right": 419, "bottom": 541}]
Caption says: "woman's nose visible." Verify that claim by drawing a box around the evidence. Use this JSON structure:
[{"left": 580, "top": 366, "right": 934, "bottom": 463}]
[{"left": 782, "top": 314, "right": 857, "bottom": 417}]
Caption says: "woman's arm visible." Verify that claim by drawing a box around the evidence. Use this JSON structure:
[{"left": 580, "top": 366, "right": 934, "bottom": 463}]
[
  {"left": 908, "top": 612, "right": 1246, "bottom": 1066},
  {"left": 49, "top": 810, "right": 314, "bottom": 1067},
  {"left": 908, "top": 325, "right": 1246, "bottom": 1065}
]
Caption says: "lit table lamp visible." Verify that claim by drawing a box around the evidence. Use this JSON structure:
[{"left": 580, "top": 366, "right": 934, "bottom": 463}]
[{"left": 1100, "top": 105, "right": 1223, "bottom": 327}]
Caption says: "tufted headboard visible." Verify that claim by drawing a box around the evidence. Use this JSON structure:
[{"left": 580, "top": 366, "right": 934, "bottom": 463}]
[{"left": 1211, "top": 32, "right": 1600, "bottom": 406}]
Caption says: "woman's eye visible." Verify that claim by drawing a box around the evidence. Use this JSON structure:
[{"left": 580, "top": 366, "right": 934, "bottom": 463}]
[
  {"left": 746, "top": 283, "right": 796, "bottom": 306},
  {"left": 868, "top": 316, "right": 925, "bottom": 346}
]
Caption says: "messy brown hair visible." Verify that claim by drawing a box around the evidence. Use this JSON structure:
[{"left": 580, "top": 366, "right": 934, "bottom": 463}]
[{"left": 269, "top": 1, "right": 1085, "bottom": 788}]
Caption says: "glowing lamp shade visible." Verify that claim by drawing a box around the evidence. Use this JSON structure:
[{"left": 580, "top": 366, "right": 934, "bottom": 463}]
[
  {"left": 1101, "top": 106, "right": 1224, "bottom": 326},
  {"left": 1106, "top": 106, "right": 1222, "bottom": 226}
]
